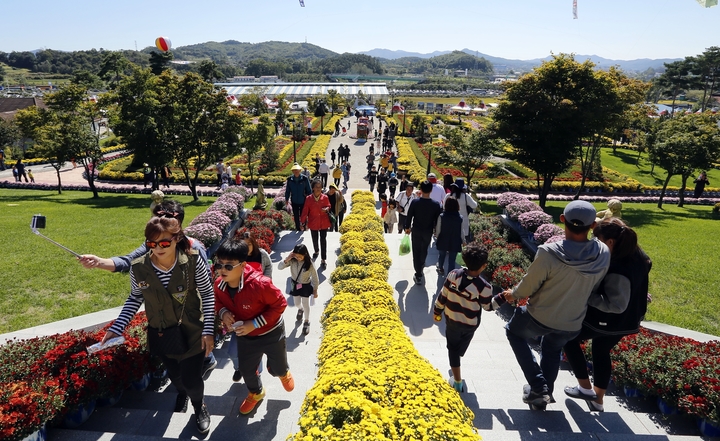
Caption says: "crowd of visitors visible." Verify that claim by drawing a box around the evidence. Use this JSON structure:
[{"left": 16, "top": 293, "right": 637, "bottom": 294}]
[{"left": 67, "top": 112, "right": 655, "bottom": 436}]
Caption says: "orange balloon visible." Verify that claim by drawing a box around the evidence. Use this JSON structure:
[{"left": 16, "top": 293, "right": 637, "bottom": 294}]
[{"left": 155, "top": 37, "right": 171, "bottom": 52}]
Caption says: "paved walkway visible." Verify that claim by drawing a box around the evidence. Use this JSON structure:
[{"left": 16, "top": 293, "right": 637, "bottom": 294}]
[{"left": 1, "top": 120, "right": 715, "bottom": 439}]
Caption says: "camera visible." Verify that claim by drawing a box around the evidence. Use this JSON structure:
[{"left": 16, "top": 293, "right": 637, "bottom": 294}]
[{"left": 31, "top": 214, "right": 46, "bottom": 229}]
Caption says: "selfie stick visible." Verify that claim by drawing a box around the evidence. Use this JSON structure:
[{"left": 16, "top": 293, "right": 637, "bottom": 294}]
[{"left": 30, "top": 223, "right": 81, "bottom": 258}]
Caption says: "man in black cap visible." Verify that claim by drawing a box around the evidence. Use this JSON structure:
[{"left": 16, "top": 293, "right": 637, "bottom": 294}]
[
  {"left": 404, "top": 180, "right": 442, "bottom": 285},
  {"left": 502, "top": 200, "right": 610, "bottom": 408}
]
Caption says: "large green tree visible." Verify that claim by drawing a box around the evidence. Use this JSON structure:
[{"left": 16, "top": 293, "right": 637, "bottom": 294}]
[
  {"left": 493, "top": 54, "right": 606, "bottom": 207},
  {"left": 655, "top": 60, "right": 695, "bottom": 116},
  {"left": 236, "top": 114, "right": 274, "bottom": 194},
  {"left": 648, "top": 112, "right": 720, "bottom": 208},
  {"left": 15, "top": 100, "right": 96, "bottom": 195},
  {"left": 98, "top": 51, "right": 129, "bottom": 88},
  {"left": 107, "top": 67, "right": 172, "bottom": 180},
  {"left": 45, "top": 84, "right": 105, "bottom": 198},
  {"left": 689, "top": 47, "right": 720, "bottom": 112},
  {"left": 574, "top": 68, "right": 649, "bottom": 198},
  {"left": 172, "top": 73, "right": 246, "bottom": 200},
  {"left": 437, "top": 126, "right": 499, "bottom": 185}
]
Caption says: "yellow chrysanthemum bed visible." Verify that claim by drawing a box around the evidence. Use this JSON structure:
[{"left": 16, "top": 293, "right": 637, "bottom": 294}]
[{"left": 289, "top": 190, "right": 480, "bottom": 441}]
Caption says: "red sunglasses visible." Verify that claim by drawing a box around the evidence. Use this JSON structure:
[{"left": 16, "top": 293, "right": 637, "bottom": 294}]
[{"left": 146, "top": 237, "right": 175, "bottom": 249}]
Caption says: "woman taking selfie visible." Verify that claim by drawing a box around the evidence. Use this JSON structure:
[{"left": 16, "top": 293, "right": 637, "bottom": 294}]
[{"left": 102, "top": 216, "right": 215, "bottom": 433}]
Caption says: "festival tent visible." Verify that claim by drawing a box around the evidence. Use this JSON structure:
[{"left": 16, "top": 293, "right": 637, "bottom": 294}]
[{"left": 450, "top": 100, "right": 471, "bottom": 114}]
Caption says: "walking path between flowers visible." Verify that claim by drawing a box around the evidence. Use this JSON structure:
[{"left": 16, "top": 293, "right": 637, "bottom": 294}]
[{"left": 2, "top": 117, "right": 718, "bottom": 440}]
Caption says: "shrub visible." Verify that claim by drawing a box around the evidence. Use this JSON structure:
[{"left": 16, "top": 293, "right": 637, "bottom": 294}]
[
  {"left": 505, "top": 200, "right": 542, "bottom": 221},
  {"left": 208, "top": 198, "right": 239, "bottom": 220},
  {"left": 492, "top": 264, "right": 526, "bottom": 290},
  {"left": 184, "top": 223, "right": 223, "bottom": 248},
  {"left": 545, "top": 234, "right": 565, "bottom": 244},
  {"left": 486, "top": 246, "right": 531, "bottom": 275},
  {"left": 236, "top": 226, "right": 274, "bottom": 253},
  {"left": 534, "top": 224, "right": 564, "bottom": 244},
  {"left": 468, "top": 214, "right": 505, "bottom": 237},
  {"left": 189, "top": 210, "right": 232, "bottom": 231},
  {"left": 223, "top": 185, "right": 251, "bottom": 200},
  {"left": 714, "top": 202, "right": 720, "bottom": 214},
  {"left": 217, "top": 191, "right": 245, "bottom": 211},
  {"left": 496, "top": 192, "right": 529, "bottom": 208},
  {"left": 518, "top": 210, "right": 554, "bottom": 233}
]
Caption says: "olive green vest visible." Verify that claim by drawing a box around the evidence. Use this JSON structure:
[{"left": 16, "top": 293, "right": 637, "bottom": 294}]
[{"left": 132, "top": 249, "right": 204, "bottom": 360}]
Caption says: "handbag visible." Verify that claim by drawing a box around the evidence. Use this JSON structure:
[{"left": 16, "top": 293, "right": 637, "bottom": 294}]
[
  {"left": 465, "top": 194, "right": 474, "bottom": 214},
  {"left": 147, "top": 325, "right": 188, "bottom": 356},
  {"left": 146, "top": 269, "right": 190, "bottom": 356}
]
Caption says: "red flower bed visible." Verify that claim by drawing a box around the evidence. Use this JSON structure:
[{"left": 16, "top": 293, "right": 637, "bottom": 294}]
[{"left": 0, "top": 313, "right": 154, "bottom": 439}]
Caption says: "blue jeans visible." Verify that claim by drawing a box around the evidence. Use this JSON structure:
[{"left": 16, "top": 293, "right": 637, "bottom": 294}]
[
  {"left": 437, "top": 250, "right": 458, "bottom": 275},
  {"left": 505, "top": 306, "right": 579, "bottom": 395}
]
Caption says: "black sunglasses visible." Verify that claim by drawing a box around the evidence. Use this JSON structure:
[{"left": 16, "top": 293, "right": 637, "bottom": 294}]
[
  {"left": 213, "top": 262, "right": 242, "bottom": 272},
  {"left": 146, "top": 237, "right": 175, "bottom": 249}
]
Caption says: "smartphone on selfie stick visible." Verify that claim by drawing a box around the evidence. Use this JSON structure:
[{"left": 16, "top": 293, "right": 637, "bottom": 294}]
[{"left": 30, "top": 214, "right": 81, "bottom": 258}]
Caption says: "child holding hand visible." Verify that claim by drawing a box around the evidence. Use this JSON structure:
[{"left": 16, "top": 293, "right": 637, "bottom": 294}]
[{"left": 434, "top": 243, "right": 506, "bottom": 392}]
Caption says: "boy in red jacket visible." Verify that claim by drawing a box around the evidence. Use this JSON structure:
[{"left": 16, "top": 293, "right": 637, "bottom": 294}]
[{"left": 213, "top": 238, "right": 293, "bottom": 415}]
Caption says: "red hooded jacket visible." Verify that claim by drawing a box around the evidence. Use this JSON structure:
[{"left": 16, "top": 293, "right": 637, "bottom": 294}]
[{"left": 213, "top": 265, "right": 286, "bottom": 336}]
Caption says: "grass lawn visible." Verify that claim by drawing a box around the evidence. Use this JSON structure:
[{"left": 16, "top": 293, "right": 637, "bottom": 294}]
[
  {"left": 600, "top": 147, "right": 720, "bottom": 189},
  {"left": 0, "top": 189, "right": 214, "bottom": 334},
  {"left": 477, "top": 199, "right": 720, "bottom": 336}
]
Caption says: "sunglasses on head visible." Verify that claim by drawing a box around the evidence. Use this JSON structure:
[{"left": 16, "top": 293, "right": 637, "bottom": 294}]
[
  {"left": 213, "top": 262, "right": 242, "bottom": 272},
  {"left": 146, "top": 237, "right": 175, "bottom": 249}
]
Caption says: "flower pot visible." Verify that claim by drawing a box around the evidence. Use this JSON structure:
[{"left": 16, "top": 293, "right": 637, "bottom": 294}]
[
  {"left": 698, "top": 418, "right": 720, "bottom": 437},
  {"left": 62, "top": 400, "right": 96, "bottom": 428},
  {"left": 623, "top": 385, "right": 643, "bottom": 398},
  {"left": 96, "top": 389, "right": 124, "bottom": 407},
  {"left": 657, "top": 397, "right": 679, "bottom": 415},
  {"left": 20, "top": 424, "right": 47, "bottom": 441},
  {"left": 129, "top": 372, "right": 151, "bottom": 391}
]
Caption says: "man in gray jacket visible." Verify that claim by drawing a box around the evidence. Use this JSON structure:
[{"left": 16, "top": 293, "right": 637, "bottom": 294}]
[{"left": 503, "top": 200, "right": 610, "bottom": 407}]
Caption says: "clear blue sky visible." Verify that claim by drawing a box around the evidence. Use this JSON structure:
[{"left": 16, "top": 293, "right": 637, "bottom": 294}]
[{"left": 1, "top": 0, "right": 718, "bottom": 60}]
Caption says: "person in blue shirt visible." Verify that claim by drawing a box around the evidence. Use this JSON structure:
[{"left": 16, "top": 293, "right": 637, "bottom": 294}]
[{"left": 285, "top": 163, "right": 312, "bottom": 230}]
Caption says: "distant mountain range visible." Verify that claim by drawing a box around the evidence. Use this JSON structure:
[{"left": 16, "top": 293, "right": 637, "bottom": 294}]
[{"left": 359, "top": 48, "right": 680, "bottom": 72}]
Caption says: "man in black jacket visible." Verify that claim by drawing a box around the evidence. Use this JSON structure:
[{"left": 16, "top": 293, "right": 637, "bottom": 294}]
[{"left": 404, "top": 180, "right": 442, "bottom": 285}]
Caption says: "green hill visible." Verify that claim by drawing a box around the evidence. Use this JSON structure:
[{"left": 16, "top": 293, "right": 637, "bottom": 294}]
[{"left": 166, "top": 40, "right": 339, "bottom": 63}]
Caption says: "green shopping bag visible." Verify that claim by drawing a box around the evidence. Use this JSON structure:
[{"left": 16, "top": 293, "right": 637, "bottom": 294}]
[{"left": 399, "top": 234, "right": 411, "bottom": 256}]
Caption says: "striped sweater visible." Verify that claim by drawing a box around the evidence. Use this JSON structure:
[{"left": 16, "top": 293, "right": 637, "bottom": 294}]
[
  {"left": 434, "top": 268, "right": 506, "bottom": 327},
  {"left": 109, "top": 257, "right": 215, "bottom": 336}
]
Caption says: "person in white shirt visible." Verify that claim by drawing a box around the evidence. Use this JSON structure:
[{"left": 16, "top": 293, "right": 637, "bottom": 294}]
[
  {"left": 318, "top": 160, "right": 330, "bottom": 189},
  {"left": 444, "top": 178, "right": 478, "bottom": 241},
  {"left": 427, "top": 173, "right": 446, "bottom": 207},
  {"left": 395, "top": 181, "right": 417, "bottom": 234}
]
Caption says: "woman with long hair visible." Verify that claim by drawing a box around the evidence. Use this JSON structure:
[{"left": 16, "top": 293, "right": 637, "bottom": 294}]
[
  {"left": 102, "top": 217, "right": 215, "bottom": 433},
  {"left": 562, "top": 218, "right": 651, "bottom": 412}
]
